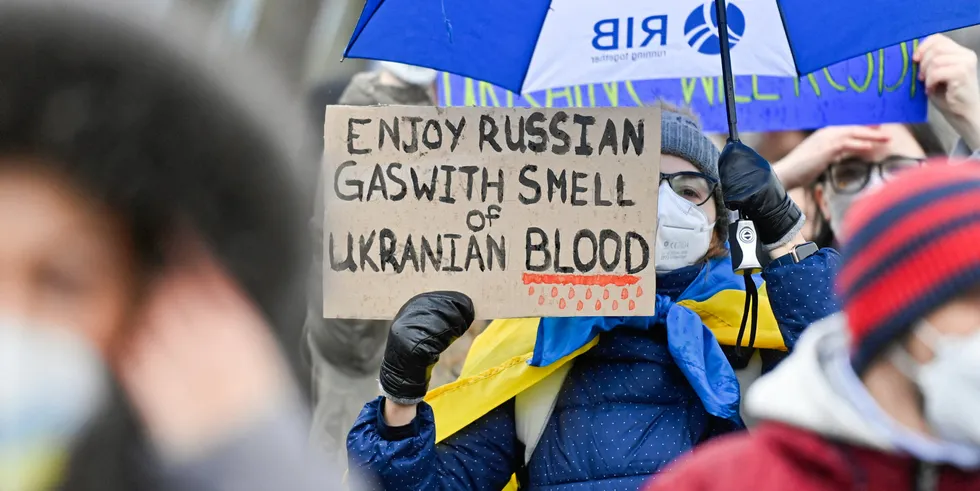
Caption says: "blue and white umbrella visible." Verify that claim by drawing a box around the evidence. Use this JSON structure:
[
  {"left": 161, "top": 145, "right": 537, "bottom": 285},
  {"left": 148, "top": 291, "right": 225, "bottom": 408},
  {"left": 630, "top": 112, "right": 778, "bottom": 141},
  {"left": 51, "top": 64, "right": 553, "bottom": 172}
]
[
  {"left": 344, "top": 0, "right": 980, "bottom": 96},
  {"left": 343, "top": 0, "right": 980, "bottom": 339}
]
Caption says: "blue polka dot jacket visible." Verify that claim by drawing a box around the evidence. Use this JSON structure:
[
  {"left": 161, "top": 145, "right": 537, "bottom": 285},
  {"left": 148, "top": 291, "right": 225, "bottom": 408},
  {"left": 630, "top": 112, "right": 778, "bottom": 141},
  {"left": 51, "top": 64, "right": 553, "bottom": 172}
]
[{"left": 347, "top": 249, "right": 841, "bottom": 490}]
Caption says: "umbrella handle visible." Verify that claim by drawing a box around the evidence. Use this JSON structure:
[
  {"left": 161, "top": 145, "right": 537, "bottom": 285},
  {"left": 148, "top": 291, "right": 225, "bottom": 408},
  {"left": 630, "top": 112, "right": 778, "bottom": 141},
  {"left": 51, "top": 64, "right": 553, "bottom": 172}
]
[{"left": 714, "top": 0, "right": 739, "bottom": 143}]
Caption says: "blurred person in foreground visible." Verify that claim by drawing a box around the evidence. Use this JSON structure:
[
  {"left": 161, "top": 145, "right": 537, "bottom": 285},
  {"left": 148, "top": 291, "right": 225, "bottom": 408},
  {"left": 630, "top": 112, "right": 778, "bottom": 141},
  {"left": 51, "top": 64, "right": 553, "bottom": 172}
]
[
  {"left": 0, "top": 1, "right": 334, "bottom": 490},
  {"left": 644, "top": 160, "right": 980, "bottom": 491},
  {"left": 775, "top": 34, "right": 980, "bottom": 248},
  {"left": 306, "top": 59, "right": 482, "bottom": 470},
  {"left": 345, "top": 105, "right": 841, "bottom": 490}
]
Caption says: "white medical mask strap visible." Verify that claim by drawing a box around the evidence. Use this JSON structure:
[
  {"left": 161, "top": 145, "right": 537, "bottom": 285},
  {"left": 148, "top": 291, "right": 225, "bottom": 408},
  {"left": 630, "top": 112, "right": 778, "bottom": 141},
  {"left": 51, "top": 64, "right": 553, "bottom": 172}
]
[
  {"left": 889, "top": 343, "right": 921, "bottom": 381},
  {"left": 889, "top": 320, "right": 953, "bottom": 383},
  {"left": 914, "top": 320, "right": 944, "bottom": 354}
]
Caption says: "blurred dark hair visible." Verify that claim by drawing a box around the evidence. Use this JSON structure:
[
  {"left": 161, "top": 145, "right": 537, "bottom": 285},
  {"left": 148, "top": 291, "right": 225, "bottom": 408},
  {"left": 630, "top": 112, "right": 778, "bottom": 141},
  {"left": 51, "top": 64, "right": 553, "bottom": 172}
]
[
  {"left": 807, "top": 123, "right": 946, "bottom": 248},
  {"left": 0, "top": 1, "right": 317, "bottom": 315},
  {"left": 0, "top": 1, "right": 317, "bottom": 489}
]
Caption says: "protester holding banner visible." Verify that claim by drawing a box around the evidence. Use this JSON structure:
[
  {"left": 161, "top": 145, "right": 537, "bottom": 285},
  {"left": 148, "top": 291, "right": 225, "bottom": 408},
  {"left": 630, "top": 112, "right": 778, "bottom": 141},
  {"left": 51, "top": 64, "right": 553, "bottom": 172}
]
[
  {"left": 345, "top": 105, "right": 840, "bottom": 491},
  {"left": 0, "top": 2, "right": 337, "bottom": 491},
  {"left": 644, "top": 160, "right": 980, "bottom": 491},
  {"left": 775, "top": 34, "right": 980, "bottom": 248}
]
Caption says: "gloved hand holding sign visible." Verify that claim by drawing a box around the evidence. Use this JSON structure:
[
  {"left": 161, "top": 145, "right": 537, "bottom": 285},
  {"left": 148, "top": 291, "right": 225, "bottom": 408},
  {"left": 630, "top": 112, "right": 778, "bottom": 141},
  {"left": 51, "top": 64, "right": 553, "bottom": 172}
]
[
  {"left": 719, "top": 141, "right": 805, "bottom": 250},
  {"left": 380, "top": 291, "right": 475, "bottom": 406}
]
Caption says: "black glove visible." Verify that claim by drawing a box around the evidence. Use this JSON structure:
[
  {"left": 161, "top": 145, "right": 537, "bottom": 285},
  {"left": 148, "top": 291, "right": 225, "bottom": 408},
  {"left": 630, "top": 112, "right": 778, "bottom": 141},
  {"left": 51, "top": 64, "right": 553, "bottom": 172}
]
[
  {"left": 379, "top": 291, "right": 475, "bottom": 404},
  {"left": 718, "top": 140, "right": 804, "bottom": 249}
]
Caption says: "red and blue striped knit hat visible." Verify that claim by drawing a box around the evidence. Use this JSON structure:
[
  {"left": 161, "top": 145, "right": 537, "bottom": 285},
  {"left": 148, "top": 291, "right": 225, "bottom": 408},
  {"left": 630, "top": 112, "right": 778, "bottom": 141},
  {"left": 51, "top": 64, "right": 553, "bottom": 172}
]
[{"left": 838, "top": 160, "right": 980, "bottom": 374}]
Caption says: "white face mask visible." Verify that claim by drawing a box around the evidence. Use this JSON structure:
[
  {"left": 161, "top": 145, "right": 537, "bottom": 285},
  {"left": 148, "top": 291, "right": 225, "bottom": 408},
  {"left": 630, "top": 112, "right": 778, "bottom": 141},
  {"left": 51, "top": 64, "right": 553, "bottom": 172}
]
[
  {"left": 377, "top": 61, "right": 438, "bottom": 86},
  {"left": 893, "top": 321, "right": 980, "bottom": 447},
  {"left": 0, "top": 319, "right": 107, "bottom": 489},
  {"left": 656, "top": 182, "right": 713, "bottom": 273}
]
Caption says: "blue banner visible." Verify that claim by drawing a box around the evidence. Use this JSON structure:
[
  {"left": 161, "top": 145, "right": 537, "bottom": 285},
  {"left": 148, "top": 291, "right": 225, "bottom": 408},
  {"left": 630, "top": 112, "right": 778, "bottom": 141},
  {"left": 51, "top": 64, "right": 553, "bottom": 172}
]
[{"left": 437, "top": 41, "right": 927, "bottom": 134}]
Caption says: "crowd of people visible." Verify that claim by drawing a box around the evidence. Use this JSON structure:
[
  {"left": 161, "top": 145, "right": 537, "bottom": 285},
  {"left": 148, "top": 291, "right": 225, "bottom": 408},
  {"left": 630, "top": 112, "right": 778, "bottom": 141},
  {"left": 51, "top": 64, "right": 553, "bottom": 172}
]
[{"left": 5, "top": 1, "right": 980, "bottom": 491}]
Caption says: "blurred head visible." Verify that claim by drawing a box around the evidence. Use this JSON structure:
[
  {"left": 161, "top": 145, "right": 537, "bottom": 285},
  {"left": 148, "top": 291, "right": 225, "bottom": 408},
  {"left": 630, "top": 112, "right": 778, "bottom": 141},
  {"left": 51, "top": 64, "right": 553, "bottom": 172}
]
[
  {"left": 347, "top": 61, "right": 435, "bottom": 107},
  {"left": 839, "top": 160, "right": 980, "bottom": 450},
  {"left": 813, "top": 123, "right": 944, "bottom": 244},
  {"left": 656, "top": 104, "right": 726, "bottom": 274}
]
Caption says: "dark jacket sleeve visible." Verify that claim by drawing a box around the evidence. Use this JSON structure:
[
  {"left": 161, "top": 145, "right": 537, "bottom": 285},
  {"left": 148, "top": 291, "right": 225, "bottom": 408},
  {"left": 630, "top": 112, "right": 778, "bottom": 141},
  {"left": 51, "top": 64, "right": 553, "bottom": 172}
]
[
  {"left": 761, "top": 248, "right": 841, "bottom": 350},
  {"left": 347, "top": 397, "right": 521, "bottom": 491}
]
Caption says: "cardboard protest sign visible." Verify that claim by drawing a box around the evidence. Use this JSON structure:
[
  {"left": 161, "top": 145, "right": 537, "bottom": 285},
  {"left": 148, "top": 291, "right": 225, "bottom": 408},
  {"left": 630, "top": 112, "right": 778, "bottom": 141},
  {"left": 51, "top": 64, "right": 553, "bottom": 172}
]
[
  {"left": 323, "top": 106, "right": 660, "bottom": 320},
  {"left": 439, "top": 41, "right": 926, "bottom": 133}
]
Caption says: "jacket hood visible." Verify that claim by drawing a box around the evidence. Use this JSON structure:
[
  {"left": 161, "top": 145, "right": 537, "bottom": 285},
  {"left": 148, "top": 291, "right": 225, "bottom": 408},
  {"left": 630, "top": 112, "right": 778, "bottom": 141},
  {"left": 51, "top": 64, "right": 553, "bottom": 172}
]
[
  {"left": 745, "top": 314, "right": 893, "bottom": 450},
  {"left": 0, "top": 0, "right": 318, "bottom": 331},
  {"left": 747, "top": 314, "right": 980, "bottom": 469}
]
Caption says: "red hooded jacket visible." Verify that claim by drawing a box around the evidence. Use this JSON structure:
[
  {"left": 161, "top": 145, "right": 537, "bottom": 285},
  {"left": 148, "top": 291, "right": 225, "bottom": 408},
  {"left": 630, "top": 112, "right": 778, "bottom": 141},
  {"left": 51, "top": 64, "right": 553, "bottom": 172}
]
[
  {"left": 646, "top": 315, "right": 980, "bottom": 491},
  {"left": 646, "top": 422, "right": 980, "bottom": 491}
]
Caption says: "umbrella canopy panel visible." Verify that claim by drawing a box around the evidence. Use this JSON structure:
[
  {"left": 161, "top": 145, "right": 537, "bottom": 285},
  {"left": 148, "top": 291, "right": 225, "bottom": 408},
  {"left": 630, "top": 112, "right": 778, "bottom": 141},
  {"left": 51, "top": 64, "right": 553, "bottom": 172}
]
[
  {"left": 779, "top": 0, "right": 980, "bottom": 75},
  {"left": 347, "top": 0, "right": 549, "bottom": 92},
  {"left": 346, "top": 0, "right": 797, "bottom": 94}
]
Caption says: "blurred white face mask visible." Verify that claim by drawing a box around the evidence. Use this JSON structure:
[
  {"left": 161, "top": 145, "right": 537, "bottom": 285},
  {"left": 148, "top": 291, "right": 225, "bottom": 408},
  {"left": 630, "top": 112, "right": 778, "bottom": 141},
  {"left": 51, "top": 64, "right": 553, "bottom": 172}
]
[
  {"left": 892, "top": 320, "right": 980, "bottom": 446},
  {"left": 377, "top": 61, "right": 438, "bottom": 86},
  {"left": 656, "top": 182, "right": 713, "bottom": 273},
  {"left": 0, "top": 319, "right": 107, "bottom": 490},
  {"left": 824, "top": 172, "right": 884, "bottom": 240}
]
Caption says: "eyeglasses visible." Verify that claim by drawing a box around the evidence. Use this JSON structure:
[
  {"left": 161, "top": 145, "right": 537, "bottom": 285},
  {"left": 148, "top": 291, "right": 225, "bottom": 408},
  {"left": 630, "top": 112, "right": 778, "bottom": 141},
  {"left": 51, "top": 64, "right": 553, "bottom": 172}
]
[
  {"left": 827, "top": 156, "right": 925, "bottom": 195},
  {"left": 660, "top": 171, "right": 719, "bottom": 206}
]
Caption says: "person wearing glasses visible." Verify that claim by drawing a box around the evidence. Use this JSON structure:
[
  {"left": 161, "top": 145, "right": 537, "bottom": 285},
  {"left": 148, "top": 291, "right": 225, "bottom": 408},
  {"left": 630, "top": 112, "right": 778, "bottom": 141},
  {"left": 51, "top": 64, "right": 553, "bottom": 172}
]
[
  {"left": 346, "top": 104, "right": 839, "bottom": 491},
  {"left": 775, "top": 34, "right": 980, "bottom": 249},
  {"left": 644, "top": 159, "right": 980, "bottom": 491}
]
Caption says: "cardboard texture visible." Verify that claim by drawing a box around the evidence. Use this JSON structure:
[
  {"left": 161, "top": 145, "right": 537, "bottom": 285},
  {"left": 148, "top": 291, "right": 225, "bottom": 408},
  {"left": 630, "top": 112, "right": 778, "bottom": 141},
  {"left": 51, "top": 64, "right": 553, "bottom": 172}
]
[{"left": 323, "top": 105, "right": 661, "bottom": 319}]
